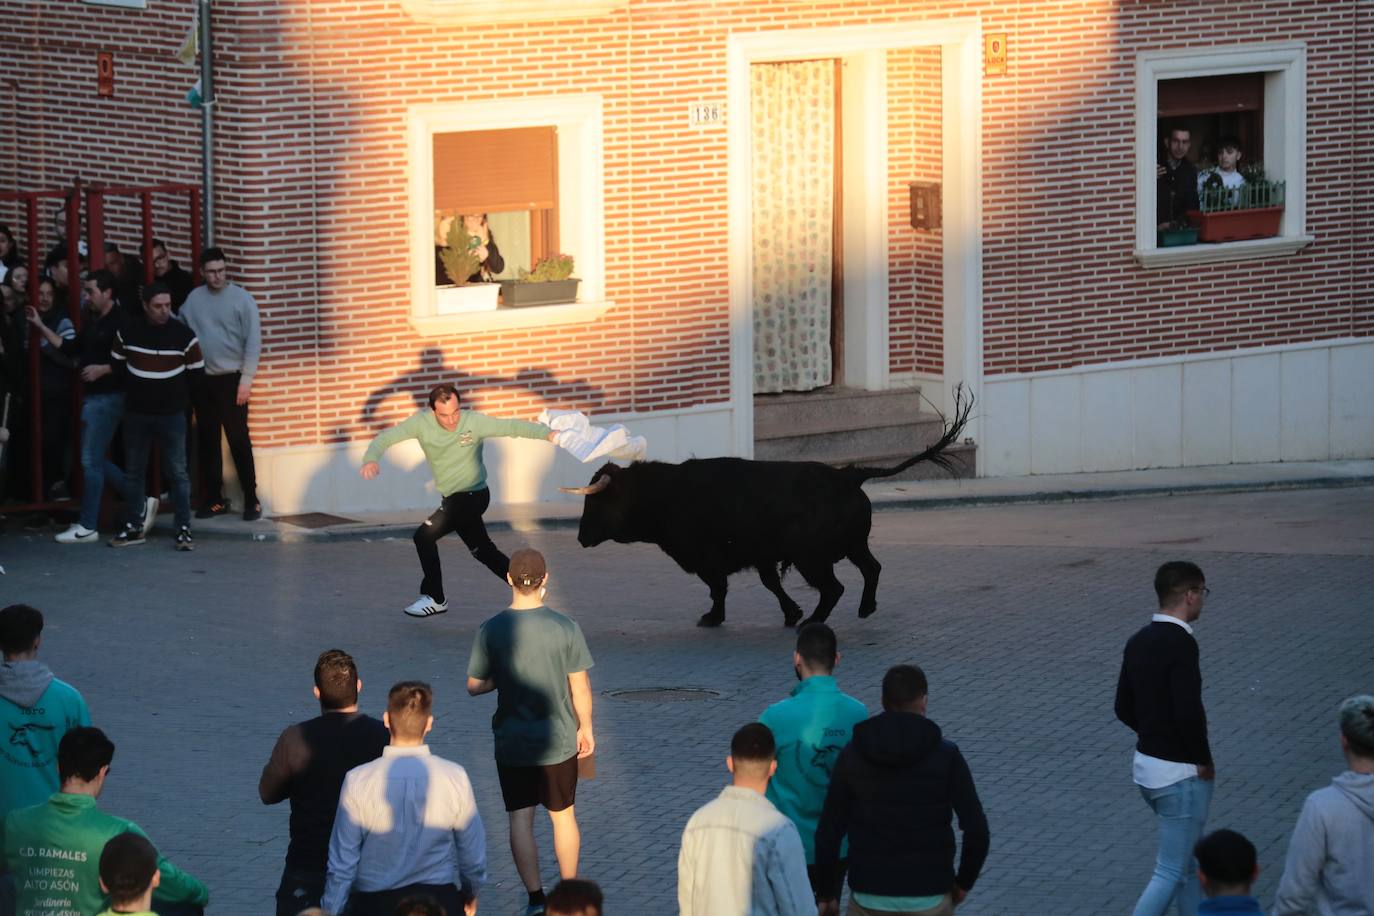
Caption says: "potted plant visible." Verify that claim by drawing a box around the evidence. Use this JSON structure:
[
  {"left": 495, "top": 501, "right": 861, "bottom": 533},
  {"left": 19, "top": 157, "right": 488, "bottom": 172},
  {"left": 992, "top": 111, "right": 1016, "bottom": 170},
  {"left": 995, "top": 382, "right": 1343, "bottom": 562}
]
[
  {"left": 435, "top": 217, "right": 499, "bottom": 314},
  {"left": 1158, "top": 215, "right": 1199, "bottom": 248},
  {"left": 1187, "top": 163, "right": 1285, "bottom": 243},
  {"left": 499, "top": 253, "right": 580, "bottom": 308}
]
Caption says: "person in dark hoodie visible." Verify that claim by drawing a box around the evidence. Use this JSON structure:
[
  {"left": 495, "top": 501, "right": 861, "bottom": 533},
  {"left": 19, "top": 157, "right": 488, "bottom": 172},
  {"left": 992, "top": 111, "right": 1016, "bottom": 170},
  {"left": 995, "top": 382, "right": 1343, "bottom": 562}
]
[
  {"left": 1272, "top": 693, "right": 1374, "bottom": 915},
  {"left": 0, "top": 604, "right": 91, "bottom": 823},
  {"left": 814, "top": 665, "right": 989, "bottom": 916}
]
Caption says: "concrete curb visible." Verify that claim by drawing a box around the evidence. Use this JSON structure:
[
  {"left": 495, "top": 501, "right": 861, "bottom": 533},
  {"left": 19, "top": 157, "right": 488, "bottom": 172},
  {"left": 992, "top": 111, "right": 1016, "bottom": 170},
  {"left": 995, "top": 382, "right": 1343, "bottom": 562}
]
[{"left": 179, "top": 471, "right": 1374, "bottom": 544}]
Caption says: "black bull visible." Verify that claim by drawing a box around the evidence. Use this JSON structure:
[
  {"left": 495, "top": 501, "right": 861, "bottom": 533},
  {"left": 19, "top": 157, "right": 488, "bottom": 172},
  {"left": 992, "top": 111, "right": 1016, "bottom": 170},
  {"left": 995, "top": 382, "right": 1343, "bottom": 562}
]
[{"left": 562, "top": 389, "right": 973, "bottom": 627}]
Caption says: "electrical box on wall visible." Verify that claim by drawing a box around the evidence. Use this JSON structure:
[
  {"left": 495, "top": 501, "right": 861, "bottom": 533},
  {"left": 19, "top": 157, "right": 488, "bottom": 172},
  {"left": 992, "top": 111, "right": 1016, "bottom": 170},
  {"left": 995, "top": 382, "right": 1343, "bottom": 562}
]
[{"left": 909, "top": 181, "right": 941, "bottom": 230}]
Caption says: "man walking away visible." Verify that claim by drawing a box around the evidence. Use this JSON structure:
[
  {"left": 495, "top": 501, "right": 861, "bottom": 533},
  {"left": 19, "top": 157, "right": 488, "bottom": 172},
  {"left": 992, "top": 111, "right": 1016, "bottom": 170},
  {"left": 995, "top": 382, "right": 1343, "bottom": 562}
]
[
  {"left": 1115, "top": 561, "right": 1215, "bottom": 916},
  {"left": 259, "top": 649, "right": 389, "bottom": 916},
  {"left": 179, "top": 246, "right": 262, "bottom": 521},
  {"left": 814, "top": 665, "right": 989, "bottom": 916},
  {"left": 760, "top": 622, "right": 867, "bottom": 899},
  {"left": 678, "top": 722, "right": 816, "bottom": 916},
  {"left": 1272, "top": 693, "right": 1374, "bottom": 915},
  {"left": 467, "top": 548, "right": 594, "bottom": 916}
]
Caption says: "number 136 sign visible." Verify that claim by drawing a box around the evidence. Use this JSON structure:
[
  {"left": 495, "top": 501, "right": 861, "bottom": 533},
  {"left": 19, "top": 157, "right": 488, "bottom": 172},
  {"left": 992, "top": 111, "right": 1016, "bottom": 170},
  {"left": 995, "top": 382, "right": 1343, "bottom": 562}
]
[{"left": 689, "top": 102, "right": 722, "bottom": 126}]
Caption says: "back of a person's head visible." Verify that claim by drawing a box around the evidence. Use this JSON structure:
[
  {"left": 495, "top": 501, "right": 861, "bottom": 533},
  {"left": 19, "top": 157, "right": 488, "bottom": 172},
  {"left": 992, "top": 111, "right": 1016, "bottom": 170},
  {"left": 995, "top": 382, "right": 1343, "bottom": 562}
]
[
  {"left": 387, "top": 681, "right": 433, "bottom": 740},
  {"left": 881, "top": 664, "right": 928, "bottom": 710},
  {"left": 1194, "top": 829, "right": 1257, "bottom": 893},
  {"left": 1154, "top": 560, "right": 1204, "bottom": 608},
  {"left": 0, "top": 603, "right": 43, "bottom": 656},
  {"left": 1339, "top": 694, "right": 1374, "bottom": 758},
  {"left": 99, "top": 832, "right": 158, "bottom": 907},
  {"left": 58, "top": 727, "right": 115, "bottom": 784},
  {"left": 314, "top": 648, "right": 360, "bottom": 709},
  {"left": 392, "top": 895, "right": 445, "bottom": 916},
  {"left": 547, "top": 878, "right": 604, "bottom": 916},
  {"left": 730, "top": 722, "right": 776, "bottom": 775},
  {"left": 795, "top": 622, "right": 837, "bottom": 671}
]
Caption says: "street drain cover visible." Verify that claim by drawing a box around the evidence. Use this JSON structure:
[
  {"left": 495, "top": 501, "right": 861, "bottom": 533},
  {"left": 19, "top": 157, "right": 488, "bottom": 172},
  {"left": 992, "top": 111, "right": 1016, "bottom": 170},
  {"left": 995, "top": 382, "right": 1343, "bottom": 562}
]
[{"left": 605, "top": 687, "right": 724, "bottom": 702}]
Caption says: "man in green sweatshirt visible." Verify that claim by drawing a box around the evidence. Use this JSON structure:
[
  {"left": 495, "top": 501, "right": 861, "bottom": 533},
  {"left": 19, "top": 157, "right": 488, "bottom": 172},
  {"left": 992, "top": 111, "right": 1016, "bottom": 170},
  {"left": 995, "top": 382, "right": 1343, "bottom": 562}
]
[
  {"left": 1, "top": 727, "right": 209, "bottom": 916},
  {"left": 361, "top": 382, "right": 556, "bottom": 618}
]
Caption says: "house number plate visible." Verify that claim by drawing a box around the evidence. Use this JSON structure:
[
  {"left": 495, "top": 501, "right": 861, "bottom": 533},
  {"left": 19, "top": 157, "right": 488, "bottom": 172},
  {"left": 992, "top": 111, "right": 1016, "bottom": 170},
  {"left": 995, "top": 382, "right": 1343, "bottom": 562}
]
[{"left": 689, "top": 102, "right": 722, "bottom": 126}]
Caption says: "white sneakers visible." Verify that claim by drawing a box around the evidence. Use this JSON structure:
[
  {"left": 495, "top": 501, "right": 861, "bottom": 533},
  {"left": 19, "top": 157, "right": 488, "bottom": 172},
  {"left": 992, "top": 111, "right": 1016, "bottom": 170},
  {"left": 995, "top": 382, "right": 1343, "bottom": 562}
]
[
  {"left": 140, "top": 497, "right": 160, "bottom": 537},
  {"left": 55, "top": 524, "right": 99, "bottom": 544},
  {"left": 403, "top": 596, "right": 449, "bottom": 618}
]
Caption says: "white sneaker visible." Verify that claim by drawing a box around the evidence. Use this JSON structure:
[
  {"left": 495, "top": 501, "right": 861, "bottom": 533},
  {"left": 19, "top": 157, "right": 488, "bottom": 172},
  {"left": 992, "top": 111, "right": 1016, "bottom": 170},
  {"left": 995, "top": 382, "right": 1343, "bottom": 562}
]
[
  {"left": 55, "top": 524, "right": 98, "bottom": 544},
  {"left": 140, "top": 497, "right": 160, "bottom": 537},
  {"left": 403, "top": 596, "right": 449, "bottom": 618}
]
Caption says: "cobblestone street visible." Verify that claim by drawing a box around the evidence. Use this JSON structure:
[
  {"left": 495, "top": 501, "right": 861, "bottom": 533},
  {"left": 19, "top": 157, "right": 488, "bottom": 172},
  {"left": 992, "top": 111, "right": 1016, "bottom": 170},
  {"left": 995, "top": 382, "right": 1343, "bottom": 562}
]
[{"left": 3, "top": 486, "right": 1371, "bottom": 915}]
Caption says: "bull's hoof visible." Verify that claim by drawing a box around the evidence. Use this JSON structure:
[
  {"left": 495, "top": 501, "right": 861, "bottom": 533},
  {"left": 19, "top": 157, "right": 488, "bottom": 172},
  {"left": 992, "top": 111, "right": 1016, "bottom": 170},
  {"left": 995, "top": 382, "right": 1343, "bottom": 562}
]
[
  {"left": 858, "top": 601, "right": 877, "bottom": 619},
  {"left": 801, "top": 612, "right": 831, "bottom": 627},
  {"left": 782, "top": 607, "right": 803, "bottom": 628},
  {"left": 696, "top": 612, "right": 725, "bottom": 627}
]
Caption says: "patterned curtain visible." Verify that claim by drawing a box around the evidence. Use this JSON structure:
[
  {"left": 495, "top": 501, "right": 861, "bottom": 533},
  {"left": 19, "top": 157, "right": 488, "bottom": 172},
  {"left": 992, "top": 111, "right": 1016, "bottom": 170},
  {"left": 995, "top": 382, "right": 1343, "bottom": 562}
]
[{"left": 751, "top": 60, "right": 834, "bottom": 394}]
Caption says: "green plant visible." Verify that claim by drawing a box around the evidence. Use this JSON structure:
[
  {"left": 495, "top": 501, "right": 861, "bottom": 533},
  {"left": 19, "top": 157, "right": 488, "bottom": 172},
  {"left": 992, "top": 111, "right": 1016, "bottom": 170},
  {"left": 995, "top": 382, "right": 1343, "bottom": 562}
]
[
  {"left": 515, "top": 252, "right": 575, "bottom": 283},
  {"left": 439, "top": 219, "right": 481, "bottom": 285},
  {"left": 1199, "top": 163, "right": 1285, "bottom": 213}
]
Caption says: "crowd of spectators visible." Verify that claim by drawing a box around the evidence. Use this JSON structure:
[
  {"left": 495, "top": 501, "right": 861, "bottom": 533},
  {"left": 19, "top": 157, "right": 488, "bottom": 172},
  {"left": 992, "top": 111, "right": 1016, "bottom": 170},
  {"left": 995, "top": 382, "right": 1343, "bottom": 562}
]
[
  {"left": 0, "top": 215, "right": 261, "bottom": 543},
  {"left": 1, "top": 555, "right": 1371, "bottom": 915}
]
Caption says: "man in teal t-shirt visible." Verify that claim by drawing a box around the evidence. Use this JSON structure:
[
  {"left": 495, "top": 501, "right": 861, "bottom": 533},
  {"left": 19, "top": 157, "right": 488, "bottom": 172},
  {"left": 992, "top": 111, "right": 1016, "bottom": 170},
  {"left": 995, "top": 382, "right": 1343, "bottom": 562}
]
[
  {"left": 467, "top": 549, "right": 594, "bottom": 916},
  {"left": 1, "top": 727, "right": 208, "bottom": 916},
  {"left": 759, "top": 622, "right": 868, "bottom": 900},
  {"left": 0, "top": 604, "right": 91, "bottom": 823},
  {"left": 360, "top": 382, "right": 555, "bottom": 619}
]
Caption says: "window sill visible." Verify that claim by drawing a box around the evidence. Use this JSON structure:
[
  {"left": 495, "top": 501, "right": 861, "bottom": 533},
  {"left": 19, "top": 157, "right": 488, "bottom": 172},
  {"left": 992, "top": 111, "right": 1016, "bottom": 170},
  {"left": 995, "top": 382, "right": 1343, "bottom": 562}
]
[
  {"left": 1134, "top": 235, "right": 1314, "bottom": 269},
  {"left": 409, "top": 300, "right": 614, "bottom": 336},
  {"left": 401, "top": 0, "right": 627, "bottom": 25}
]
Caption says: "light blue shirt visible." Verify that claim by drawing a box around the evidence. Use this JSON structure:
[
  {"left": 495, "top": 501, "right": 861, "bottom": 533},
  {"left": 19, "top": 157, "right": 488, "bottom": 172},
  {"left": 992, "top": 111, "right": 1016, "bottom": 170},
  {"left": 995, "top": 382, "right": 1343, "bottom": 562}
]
[{"left": 322, "top": 745, "right": 486, "bottom": 914}]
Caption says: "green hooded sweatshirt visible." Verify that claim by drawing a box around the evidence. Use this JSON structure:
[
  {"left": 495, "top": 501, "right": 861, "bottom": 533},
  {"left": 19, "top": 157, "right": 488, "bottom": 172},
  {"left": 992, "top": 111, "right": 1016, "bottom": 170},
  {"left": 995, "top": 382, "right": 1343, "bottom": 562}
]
[
  {"left": 362, "top": 409, "right": 550, "bottom": 496},
  {"left": 0, "top": 661, "right": 90, "bottom": 821},
  {"left": 1, "top": 793, "right": 209, "bottom": 916}
]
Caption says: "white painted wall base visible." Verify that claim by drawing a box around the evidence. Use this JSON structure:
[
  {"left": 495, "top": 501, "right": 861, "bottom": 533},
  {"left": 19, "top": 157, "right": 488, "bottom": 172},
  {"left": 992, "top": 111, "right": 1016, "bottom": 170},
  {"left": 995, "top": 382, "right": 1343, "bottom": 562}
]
[
  {"left": 238, "top": 405, "right": 735, "bottom": 515},
  {"left": 981, "top": 338, "right": 1374, "bottom": 477}
]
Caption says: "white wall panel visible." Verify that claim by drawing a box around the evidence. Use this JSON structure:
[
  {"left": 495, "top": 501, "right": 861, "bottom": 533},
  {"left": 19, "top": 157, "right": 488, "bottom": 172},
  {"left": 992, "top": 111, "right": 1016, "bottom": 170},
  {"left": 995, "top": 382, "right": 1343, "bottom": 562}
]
[
  {"left": 982, "top": 380, "right": 1031, "bottom": 476},
  {"left": 1181, "top": 360, "right": 1232, "bottom": 466},
  {"left": 1231, "top": 353, "right": 1282, "bottom": 463},
  {"left": 1029, "top": 375, "right": 1082, "bottom": 474},
  {"left": 1081, "top": 370, "right": 1134, "bottom": 471},
  {"left": 1279, "top": 349, "right": 1330, "bottom": 461},
  {"left": 1133, "top": 365, "right": 1183, "bottom": 469},
  {"left": 1330, "top": 344, "right": 1374, "bottom": 457}
]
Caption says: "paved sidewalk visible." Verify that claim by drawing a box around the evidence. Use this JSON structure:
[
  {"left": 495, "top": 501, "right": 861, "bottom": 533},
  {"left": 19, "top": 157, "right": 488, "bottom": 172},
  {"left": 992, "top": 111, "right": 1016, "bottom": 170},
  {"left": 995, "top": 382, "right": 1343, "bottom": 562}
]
[{"left": 190, "top": 459, "right": 1374, "bottom": 541}]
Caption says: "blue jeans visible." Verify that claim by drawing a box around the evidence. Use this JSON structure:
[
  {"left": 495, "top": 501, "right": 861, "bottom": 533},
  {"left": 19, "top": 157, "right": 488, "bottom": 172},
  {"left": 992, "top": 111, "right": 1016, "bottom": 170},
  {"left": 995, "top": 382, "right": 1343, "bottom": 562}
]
[
  {"left": 123, "top": 411, "right": 191, "bottom": 529},
  {"left": 1133, "top": 776, "right": 1213, "bottom": 916},
  {"left": 78, "top": 392, "right": 127, "bottom": 530}
]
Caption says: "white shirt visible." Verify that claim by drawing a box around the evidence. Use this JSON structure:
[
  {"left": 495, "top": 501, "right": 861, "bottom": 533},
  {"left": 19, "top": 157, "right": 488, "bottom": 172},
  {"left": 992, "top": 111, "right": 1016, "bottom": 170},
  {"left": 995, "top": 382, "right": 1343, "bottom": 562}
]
[
  {"left": 322, "top": 745, "right": 486, "bottom": 914},
  {"left": 1132, "top": 614, "right": 1201, "bottom": 789},
  {"left": 678, "top": 785, "right": 818, "bottom": 916}
]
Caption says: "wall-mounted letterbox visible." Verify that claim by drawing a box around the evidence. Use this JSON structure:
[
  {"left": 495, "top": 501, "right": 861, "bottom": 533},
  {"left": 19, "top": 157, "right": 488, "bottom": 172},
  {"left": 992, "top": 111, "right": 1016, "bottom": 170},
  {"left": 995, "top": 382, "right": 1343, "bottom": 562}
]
[{"left": 909, "top": 181, "right": 941, "bottom": 230}]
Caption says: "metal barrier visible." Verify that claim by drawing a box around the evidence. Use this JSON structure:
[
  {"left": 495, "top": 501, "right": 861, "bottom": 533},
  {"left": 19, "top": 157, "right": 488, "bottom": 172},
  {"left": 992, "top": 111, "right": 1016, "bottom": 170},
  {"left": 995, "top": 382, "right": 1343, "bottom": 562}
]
[{"left": 0, "top": 180, "right": 202, "bottom": 517}]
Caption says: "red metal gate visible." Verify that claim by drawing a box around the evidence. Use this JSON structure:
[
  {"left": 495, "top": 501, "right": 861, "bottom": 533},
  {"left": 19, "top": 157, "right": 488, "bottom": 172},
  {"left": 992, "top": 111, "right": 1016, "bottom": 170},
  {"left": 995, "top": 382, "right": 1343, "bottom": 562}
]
[{"left": 1, "top": 180, "right": 202, "bottom": 516}]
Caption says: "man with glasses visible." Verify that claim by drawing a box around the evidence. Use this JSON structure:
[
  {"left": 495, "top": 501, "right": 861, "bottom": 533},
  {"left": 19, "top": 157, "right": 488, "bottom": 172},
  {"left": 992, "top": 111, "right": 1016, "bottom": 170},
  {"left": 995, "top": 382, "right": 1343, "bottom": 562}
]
[
  {"left": 151, "top": 238, "right": 194, "bottom": 312},
  {"left": 1115, "top": 561, "right": 1215, "bottom": 916}
]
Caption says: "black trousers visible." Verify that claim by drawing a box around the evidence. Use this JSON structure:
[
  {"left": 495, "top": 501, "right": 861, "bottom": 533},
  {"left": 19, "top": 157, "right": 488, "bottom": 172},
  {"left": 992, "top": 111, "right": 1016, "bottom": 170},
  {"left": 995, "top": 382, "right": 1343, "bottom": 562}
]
[
  {"left": 193, "top": 371, "right": 256, "bottom": 504},
  {"left": 346, "top": 881, "right": 467, "bottom": 916},
  {"left": 413, "top": 487, "right": 509, "bottom": 603}
]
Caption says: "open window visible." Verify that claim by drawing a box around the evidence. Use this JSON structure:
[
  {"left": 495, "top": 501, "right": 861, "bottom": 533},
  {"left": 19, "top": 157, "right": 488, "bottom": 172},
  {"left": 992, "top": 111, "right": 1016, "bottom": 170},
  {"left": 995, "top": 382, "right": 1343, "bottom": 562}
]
[
  {"left": 1135, "top": 43, "right": 1312, "bottom": 268},
  {"left": 407, "top": 96, "right": 610, "bottom": 333}
]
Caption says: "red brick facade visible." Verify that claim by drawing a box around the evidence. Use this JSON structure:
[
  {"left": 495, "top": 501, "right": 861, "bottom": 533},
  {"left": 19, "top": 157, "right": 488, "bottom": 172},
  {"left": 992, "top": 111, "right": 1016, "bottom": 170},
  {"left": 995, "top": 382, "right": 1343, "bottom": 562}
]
[{"left": 2, "top": 0, "right": 1369, "bottom": 459}]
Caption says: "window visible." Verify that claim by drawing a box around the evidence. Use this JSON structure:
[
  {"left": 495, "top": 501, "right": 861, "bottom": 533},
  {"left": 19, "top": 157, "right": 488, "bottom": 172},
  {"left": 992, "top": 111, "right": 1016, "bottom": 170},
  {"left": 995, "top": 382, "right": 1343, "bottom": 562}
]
[
  {"left": 407, "top": 96, "right": 610, "bottom": 334},
  {"left": 1135, "top": 43, "right": 1312, "bottom": 268}
]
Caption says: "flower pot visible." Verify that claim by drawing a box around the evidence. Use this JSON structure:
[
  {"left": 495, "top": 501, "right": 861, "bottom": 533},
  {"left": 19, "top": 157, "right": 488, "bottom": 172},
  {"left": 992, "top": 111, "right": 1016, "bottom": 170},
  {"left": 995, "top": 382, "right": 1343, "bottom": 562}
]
[
  {"left": 435, "top": 282, "right": 500, "bottom": 314},
  {"left": 499, "top": 278, "right": 580, "bottom": 308},
  {"left": 1157, "top": 227, "right": 1199, "bottom": 247},
  {"left": 1186, "top": 206, "right": 1283, "bottom": 243}
]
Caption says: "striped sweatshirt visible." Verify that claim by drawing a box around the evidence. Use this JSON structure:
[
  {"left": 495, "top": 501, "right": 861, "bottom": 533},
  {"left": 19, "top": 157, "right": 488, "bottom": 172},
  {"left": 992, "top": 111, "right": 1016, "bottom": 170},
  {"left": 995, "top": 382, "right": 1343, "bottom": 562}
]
[{"left": 111, "top": 317, "right": 205, "bottom": 414}]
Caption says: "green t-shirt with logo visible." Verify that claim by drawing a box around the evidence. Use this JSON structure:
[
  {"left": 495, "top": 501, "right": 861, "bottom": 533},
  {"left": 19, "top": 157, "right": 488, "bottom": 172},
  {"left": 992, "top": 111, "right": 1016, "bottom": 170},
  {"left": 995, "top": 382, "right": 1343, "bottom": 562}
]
[{"left": 467, "top": 607, "right": 594, "bottom": 766}]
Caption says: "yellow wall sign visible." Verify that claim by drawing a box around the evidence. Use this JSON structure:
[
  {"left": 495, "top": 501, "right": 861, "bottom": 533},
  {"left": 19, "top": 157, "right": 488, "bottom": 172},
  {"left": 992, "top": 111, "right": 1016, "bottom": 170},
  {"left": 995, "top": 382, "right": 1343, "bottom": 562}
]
[{"left": 985, "top": 33, "right": 1008, "bottom": 76}]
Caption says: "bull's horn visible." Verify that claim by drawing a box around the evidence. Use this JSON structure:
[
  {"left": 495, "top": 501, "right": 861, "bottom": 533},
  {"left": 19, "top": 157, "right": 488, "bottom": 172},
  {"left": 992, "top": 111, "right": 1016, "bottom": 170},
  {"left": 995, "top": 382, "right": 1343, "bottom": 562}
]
[{"left": 559, "top": 474, "right": 612, "bottom": 496}]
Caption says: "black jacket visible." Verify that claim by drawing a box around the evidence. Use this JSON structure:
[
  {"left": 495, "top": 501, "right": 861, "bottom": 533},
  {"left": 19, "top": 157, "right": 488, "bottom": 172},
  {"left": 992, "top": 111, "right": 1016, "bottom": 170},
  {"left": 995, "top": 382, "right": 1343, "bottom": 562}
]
[
  {"left": 57, "top": 307, "right": 125, "bottom": 397},
  {"left": 1158, "top": 157, "right": 1200, "bottom": 225},
  {"left": 1115, "top": 620, "right": 1212, "bottom": 766},
  {"left": 814, "top": 711, "right": 990, "bottom": 899}
]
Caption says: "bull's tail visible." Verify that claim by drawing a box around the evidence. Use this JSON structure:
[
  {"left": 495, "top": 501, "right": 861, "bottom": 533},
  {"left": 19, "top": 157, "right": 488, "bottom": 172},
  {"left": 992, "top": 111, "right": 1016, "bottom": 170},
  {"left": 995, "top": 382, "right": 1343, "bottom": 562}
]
[{"left": 850, "top": 384, "right": 974, "bottom": 482}]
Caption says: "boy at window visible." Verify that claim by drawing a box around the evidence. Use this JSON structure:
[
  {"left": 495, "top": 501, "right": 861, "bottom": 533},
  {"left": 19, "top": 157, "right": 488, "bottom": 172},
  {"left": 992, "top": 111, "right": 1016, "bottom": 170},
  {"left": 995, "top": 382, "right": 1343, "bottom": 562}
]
[
  {"left": 1197, "top": 135, "right": 1246, "bottom": 197},
  {"left": 1156, "top": 127, "right": 1199, "bottom": 229}
]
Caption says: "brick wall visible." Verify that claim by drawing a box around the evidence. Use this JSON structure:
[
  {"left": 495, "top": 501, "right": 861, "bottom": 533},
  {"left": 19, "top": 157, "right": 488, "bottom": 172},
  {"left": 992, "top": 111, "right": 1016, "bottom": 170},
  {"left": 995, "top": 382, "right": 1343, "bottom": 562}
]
[{"left": 2, "top": 0, "right": 1369, "bottom": 457}]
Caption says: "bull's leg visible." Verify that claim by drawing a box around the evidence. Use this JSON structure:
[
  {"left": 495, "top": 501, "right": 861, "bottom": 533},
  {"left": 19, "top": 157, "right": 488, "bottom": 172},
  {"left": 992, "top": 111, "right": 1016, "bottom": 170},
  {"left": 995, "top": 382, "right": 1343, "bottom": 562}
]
[
  {"left": 847, "top": 544, "right": 882, "bottom": 618},
  {"left": 757, "top": 563, "right": 804, "bottom": 627},
  {"left": 795, "top": 560, "right": 844, "bottom": 625},
  {"left": 695, "top": 571, "right": 728, "bottom": 627}
]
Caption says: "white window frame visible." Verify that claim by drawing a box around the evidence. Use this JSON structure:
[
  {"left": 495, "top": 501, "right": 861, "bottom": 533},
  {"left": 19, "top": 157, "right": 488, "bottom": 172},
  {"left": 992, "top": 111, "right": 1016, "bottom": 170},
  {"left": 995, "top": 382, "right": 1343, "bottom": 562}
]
[
  {"left": 1135, "top": 42, "right": 1313, "bottom": 269},
  {"left": 406, "top": 95, "right": 611, "bottom": 335}
]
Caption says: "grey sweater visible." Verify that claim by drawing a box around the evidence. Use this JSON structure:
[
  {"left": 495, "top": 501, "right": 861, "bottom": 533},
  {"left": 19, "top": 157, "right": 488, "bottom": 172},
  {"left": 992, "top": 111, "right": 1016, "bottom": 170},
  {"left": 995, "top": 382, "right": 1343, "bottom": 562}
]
[
  {"left": 1272, "top": 771, "right": 1374, "bottom": 916},
  {"left": 179, "top": 282, "right": 262, "bottom": 382}
]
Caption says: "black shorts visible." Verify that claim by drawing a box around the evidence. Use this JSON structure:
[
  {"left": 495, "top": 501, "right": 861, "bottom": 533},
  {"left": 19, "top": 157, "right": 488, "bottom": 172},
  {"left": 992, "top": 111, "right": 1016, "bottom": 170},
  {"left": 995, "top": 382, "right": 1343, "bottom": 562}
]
[{"left": 497, "top": 754, "right": 578, "bottom": 812}]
